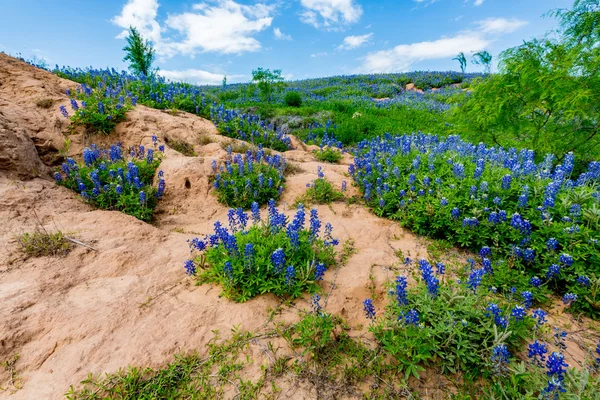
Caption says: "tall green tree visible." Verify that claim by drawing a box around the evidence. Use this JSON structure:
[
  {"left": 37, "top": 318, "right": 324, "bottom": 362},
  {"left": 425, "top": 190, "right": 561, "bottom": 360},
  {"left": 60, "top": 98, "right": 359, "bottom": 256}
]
[
  {"left": 452, "top": 0, "right": 600, "bottom": 164},
  {"left": 453, "top": 52, "right": 467, "bottom": 73},
  {"left": 123, "top": 27, "right": 155, "bottom": 77},
  {"left": 251, "top": 68, "right": 284, "bottom": 103},
  {"left": 472, "top": 51, "right": 493, "bottom": 74}
]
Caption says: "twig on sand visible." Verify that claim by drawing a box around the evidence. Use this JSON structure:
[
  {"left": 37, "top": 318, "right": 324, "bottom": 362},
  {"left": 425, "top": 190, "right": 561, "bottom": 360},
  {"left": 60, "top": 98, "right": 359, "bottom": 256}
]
[{"left": 65, "top": 237, "right": 97, "bottom": 251}]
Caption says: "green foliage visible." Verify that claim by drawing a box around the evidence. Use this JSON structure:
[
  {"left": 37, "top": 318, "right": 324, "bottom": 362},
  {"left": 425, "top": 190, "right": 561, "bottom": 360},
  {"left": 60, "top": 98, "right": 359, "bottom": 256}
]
[
  {"left": 17, "top": 229, "right": 70, "bottom": 257},
  {"left": 55, "top": 144, "right": 163, "bottom": 222},
  {"left": 251, "top": 67, "right": 285, "bottom": 103},
  {"left": 67, "top": 90, "right": 130, "bottom": 135},
  {"left": 472, "top": 50, "right": 493, "bottom": 74},
  {"left": 190, "top": 205, "right": 337, "bottom": 302},
  {"left": 122, "top": 26, "right": 155, "bottom": 77},
  {"left": 370, "top": 277, "right": 534, "bottom": 380},
  {"left": 453, "top": 52, "right": 468, "bottom": 73},
  {"left": 297, "top": 170, "right": 344, "bottom": 205},
  {"left": 314, "top": 147, "right": 342, "bottom": 163},
  {"left": 212, "top": 151, "right": 285, "bottom": 209},
  {"left": 284, "top": 91, "right": 302, "bottom": 107},
  {"left": 168, "top": 140, "right": 196, "bottom": 156}
]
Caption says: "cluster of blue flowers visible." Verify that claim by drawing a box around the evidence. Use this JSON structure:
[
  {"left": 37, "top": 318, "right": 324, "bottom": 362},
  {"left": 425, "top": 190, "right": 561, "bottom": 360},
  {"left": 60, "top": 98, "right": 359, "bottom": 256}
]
[{"left": 350, "top": 132, "right": 599, "bottom": 313}]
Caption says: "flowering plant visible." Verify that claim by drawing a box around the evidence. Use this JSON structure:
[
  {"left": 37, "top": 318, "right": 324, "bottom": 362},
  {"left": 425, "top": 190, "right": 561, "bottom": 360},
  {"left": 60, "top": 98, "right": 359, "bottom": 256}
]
[
  {"left": 53, "top": 141, "right": 165, "bottom": 221},
  {"left": 185, "top": 201, "right": 338, "bottom": 302}
]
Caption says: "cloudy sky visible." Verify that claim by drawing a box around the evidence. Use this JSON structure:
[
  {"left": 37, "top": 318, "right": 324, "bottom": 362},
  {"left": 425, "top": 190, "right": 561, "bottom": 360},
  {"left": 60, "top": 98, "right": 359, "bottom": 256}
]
[{"left": 0, "top": 0, "right": 572, "bottom": 84}]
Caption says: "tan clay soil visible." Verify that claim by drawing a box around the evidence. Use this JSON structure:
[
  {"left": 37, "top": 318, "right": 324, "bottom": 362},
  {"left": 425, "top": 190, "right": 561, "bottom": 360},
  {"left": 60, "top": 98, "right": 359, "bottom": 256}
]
[{"left": 0, "top": 54, "right": 598, "bottom": 399}]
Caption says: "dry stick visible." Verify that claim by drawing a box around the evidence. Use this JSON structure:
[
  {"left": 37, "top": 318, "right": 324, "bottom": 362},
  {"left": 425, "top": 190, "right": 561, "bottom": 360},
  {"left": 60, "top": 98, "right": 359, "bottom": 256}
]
[{"left": 64, "top": 236, "right": 97, "bottom": 251}]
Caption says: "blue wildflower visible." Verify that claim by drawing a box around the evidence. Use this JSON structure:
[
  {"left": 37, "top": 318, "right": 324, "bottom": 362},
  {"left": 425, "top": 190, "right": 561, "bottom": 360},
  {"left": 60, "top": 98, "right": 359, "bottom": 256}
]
[
  {"left": 363, "top": 299, "right": 376, "bottom": 320},
  {"left": 184, "top": 260, "right": 196, "bottom": 275}
]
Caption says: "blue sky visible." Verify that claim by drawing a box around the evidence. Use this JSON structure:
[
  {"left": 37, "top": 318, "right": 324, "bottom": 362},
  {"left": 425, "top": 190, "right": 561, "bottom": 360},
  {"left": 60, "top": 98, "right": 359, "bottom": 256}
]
[{"left": 0, "top": 0, "right": 573, "bottom": 84}]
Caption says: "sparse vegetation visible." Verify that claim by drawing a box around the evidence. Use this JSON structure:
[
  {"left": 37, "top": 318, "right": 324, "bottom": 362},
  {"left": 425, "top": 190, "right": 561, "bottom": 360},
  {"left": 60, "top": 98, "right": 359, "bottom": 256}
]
[
  {"left": 296, "top": 166, "right": 344, "bottom": 205},
  {"left": 17, "top": 228, "right": 70, "bottom": 257},
  {"left": 168, "top": 140, "right": 196, "bottom": 156},
  {"left": 314, "top": 147, "right": 342, "bottom": 163}
]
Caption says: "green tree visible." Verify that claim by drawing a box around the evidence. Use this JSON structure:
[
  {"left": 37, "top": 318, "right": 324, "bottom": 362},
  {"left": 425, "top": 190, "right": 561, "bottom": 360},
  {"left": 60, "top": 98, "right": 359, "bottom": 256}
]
[
  {"left": 472, "top": 51, "right": 493, "bottom": 74},
  {"left": 251, "top": 68, "right": 284, "bottom": 103},
  {"left": 453, "top": 52, "right": 467, "bottom": 73},
  {"left": 452, "top": 0, "right": 600, "bottom": 164},
  {"left": 123, "top": 27, "right": 155, "bottom": 77}
]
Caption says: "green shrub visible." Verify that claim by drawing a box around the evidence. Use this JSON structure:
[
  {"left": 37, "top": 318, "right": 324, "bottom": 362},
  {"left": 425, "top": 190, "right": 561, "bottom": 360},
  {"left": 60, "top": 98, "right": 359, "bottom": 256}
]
[
  {"left": 297, "top": 167, "right": 344, "bottom": 205},
  {"left": 17, "top": 229, "right": 70, "bottom": 257},
  {"left": 54, "top": 142, "right": 165, "bottom": 221},
  {"left": 314, "top": 147, "right": 342, "bottom": 163},
  {"left": 212, "top": 150, "right": 285, "bottom": 209},
  {"left": 185, "top": 202, "right": 338, "bottom": 302},
  {"left": 168, "top": 140, "right": 196, "bottom": 156},
  {"left": 284, "top": 91, "right": 302, "bottom": 107}
]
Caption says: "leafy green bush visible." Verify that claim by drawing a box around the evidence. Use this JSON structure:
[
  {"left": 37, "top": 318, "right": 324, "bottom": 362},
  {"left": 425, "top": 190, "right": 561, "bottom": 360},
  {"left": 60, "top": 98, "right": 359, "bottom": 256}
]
[
  {"left": 17, "top": 229, "right": 70, "bottom": 257},
  {"left": 60, "top": 85, "right": 132, "bottom": 134},
  {"left": 367, "top": 259, "right": 534, "bottom": 380},
  {"left": 297, "top": 167, "right": 344, "bottom": 205},
  {"left": 352, "top": 133, "right": 600, "bottom": 317},
  {"left": 212, "top": 149, "right": 285, "bottom": 208},
  {"left": 54, "top": 142, "right": 165, "bottom": 221},
  {"left": 185, "top": 202, "right": 338, "bottom": 302},
  {"left": 314, "top": 147, "right": 342, "bottom": 163},
  {"left": 284, "top": 91, "right": 302, "bottom": 107}
]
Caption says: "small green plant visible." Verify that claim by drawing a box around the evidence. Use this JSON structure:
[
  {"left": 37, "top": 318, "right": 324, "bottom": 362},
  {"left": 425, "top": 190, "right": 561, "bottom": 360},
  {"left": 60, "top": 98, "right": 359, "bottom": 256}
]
[
  {"left": 36, "top": 98, "right": 54, "bottom": 108},
  {"left": 185, "top": 202, "right": 338, "bottom": 302},
  {"left": 314, "top": 147, "right": 342, "bottom": 163},
  {"left": 17, "top": 228, "right": 70, "bottom": 257},
  {"left": 168, "top": 140, "right": 196, "bottom": 156},
  {"left": 54, "top": 142, "right": 165, "bottom": 221},
  {"left": 297, "top": 166, "right": 344, "bottom": 205},
  {"left": 284, "top": 91, "right": 302, "bottom": 107},
  {"left": 1, "top": 353, "right": 22, "bottom": 393},
  {"left": 212, "top": 149, "right": 285, "bottom": 209},
  {"left": 61, "top": 88, "right": 132, "bottom": 134}
]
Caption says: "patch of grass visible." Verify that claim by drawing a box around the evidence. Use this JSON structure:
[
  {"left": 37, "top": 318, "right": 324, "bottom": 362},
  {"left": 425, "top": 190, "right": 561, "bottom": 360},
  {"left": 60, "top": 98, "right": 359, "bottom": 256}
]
[
  {"left": 17, "top": 228, "right": 71, "bottom": 257},
  {"left": 36, "top": 98, "right": 54, "bottom": 108},
  {"left": 1, "top": 354, "right": 22, "bottom": 393},
  {"left": 296, "top": 167, "right": 344, "bottom": 205},
  {"left": 314, "top": 147, "right": 342, "bottom": 163},
  {"left": 283, "top": 161, "right": 303, "bottom": 176},
  {"left": 198, "top": 135, "right": 214, "bottom": 146},
  {"left": 220, "top": 140, "right": 256, "bottom": 154},
  {"left": 168, "top": 140, "right": 196, "bottom": 156}
]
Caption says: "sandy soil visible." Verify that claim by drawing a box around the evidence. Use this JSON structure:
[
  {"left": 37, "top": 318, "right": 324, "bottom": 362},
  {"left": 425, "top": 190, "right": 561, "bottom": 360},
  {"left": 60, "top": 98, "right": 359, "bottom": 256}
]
[{"left": 0, "top": 54, "right": 598, "bottom": 399}]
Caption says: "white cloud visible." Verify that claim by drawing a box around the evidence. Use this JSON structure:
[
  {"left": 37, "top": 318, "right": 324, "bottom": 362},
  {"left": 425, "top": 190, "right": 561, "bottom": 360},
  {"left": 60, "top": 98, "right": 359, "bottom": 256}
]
[
  {"left": 299, "top": 0, "right": 363, "bottom": 29},
  {"left": 274, "top": 27, "right": 292, "bottom": 40},
  {"left": 360, "top": 33, "right": 489, "bottom": 73},
  {"left": 112, "top": 0, "right": 162, "bottom": 43},
  {"left": 337, "top": 33, "right": 373, "bottom": 50},
  {"left": 158, "top": 69, "right": 244, "bottom": 85},
  {"left": 474, "top": 0, "right": 484, "bottom": 5},
  {"left": 311, "top": 52, "right": 328, "bottom": 57},
  {"left": 476, "top": 17, "right": 528, "bottom": 34},
  {"left": 113, "top": 0, "right": 275, "bottom": 57}
]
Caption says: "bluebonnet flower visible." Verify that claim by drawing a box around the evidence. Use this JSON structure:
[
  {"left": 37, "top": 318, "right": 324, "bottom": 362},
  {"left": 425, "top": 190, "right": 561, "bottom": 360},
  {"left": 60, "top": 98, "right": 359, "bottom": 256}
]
[
  {"left": 251, "top": 202, "right": 260, "bottom": 223},
  {"left": 419, "top": 259, "right": 439, "bottom": 296},
  {"left": 341, "top": 180, "right": 347, "bottom": 192},
  {"left": 501, "top": 174, "right": 512, "bottom": 190},
  {"left": 493, "top": 196, "right": 502, "bottom": 205},
  {"left": 547, "top": 238, "right": 559, "bottom": 251},
  {"left": 157, "top": 179, "right": 166, "bottom": 198},
  {"left": 553, "top": 328, "right": 567, "bottom": 350},
  {"left": 511, "top": 305, "right": 526, "bottom": 321},
  {"left": 485, "top": 303, "right": 507, "bottom": 328},
  {"left": 482, "top": 258, "right": 493, "bottom": 274},
  {"left": 559, "top": 253, "right": 573, "bottom": 267},
  {"left": 452, "top": 163, "right": 465, "bottom": 179},
  {"left": 139, "top": 191, "right": 146, "bottom": 204},
  {"left": 451, "top": 207, "right": 460, "bottom": 219},
  {"left": 532, "top": 308, "right": 548, "bottom": 326},
  {"left": 528, "top": 340, "right": 548, "bottom": 367},
  {"left": 435, "top": 262, "right": 445, "bottom": 275},
  {"left": 311, "top": 294, "right": 322, "bottom": 314},
  {"left": 146, "top": 149, "right": 154, "bottom": 164},
  {"left": 521, "top": 291, "right": 533, "bottom": 309},
  {"left": 116, "top": 185, "right": 123, "bottom": 195},
  {"left": 577, "top": 275, "right": 590, "bottom": 287},
  {"left": 491, "top": 344, "right": 510, "bottom": 375},
  {"left": 546, "top": 264, "right": 561, "bottom": 280},
  {"left": 315, "top": 263, "right": 326, "bottom": 281},
  {"left": 479, "top": 246, "right": 491, "bottom": 258},
  {"left": 189, "top": 238, "right": 207, "bottom": 251},
  {"left": 309, "top": 208, "right": 321, "bottom": 240},
  {"left": 404, "top": 257, "right": 412, "bottom": 266},
  {"left": 98, "top": 102, "right": 105, "bottom": 114},
  {"left": 523, "top": 248, "right": 535, "bottom": 263},
  {"left": 271, "top": 248, "right": 285, "bottom": 274},
  {"left": 152, "top": 135, "right": 157, "bottom": 144},
  {"left": 184, "top": 260, "right": 196, "bottom": 275},
  {"left": 53, "top": 172, "right": 63, "bottom": 182},
  {"left": 544, "top": 352, "right": 568, "bottom": 398},
  {"left": 530, "top": 276, "right": 542, "bottom": 288},
  {"left": 403, "top": 309, "right": 420, "bottom": 326},
  {"left": 595, "top": 342, "right": 600, "bottom": 366},
  {"left": 244, "top": 243, "right": 254, "bottom": 269},
  {"left": 59, "top": 105, "right": 68, "bottom": 118},
  {"left": 224, "top": 261, "right": 233, "bottom": 280},
  {"left": 467, "top": 268, "right": 486, "bottom": 292},
  {"left": 395, "top": 276, "right": 408, "bottom": 306},
  {"left": 70, "top": 98, "right": 79, "bottom": 111},
  {"left": 285, "top": 265, "right": 296, "bottom": 285},
  {"left": 562, "top": 293, "right": 577, "bottom": 305},
  {"left": 159, "top": 145, "right": 165, "bottom": 152},
  {"left": 440, "top": 197, "right": 448, "bottom": 206},
  {"left": 363, "top": 299, "right": 376, "bottom": 320},
  {"left": 317, "top": 166, "right": 325, "bottom": 179}
]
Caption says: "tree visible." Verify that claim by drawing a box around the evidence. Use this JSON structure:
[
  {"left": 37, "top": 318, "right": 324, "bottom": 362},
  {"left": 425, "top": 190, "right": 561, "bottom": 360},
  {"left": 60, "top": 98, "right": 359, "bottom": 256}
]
[
  {"left": 472, "top": 51, "right": 493, "bottom": 74},
  {"left": 251, "top": 68, "right": 284, "bottom": 103},
  {"left": 453, "top": 52, "right": 467, "bottom": 73},
  {"left": 451, "top": 0, "right": 600, "bottom": 164},
  {"left": 123, "top": 27, "right": 155, "bottom": 77},
  {"left": 222, "top": 75, "right": 227, "bottom": 87}
]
